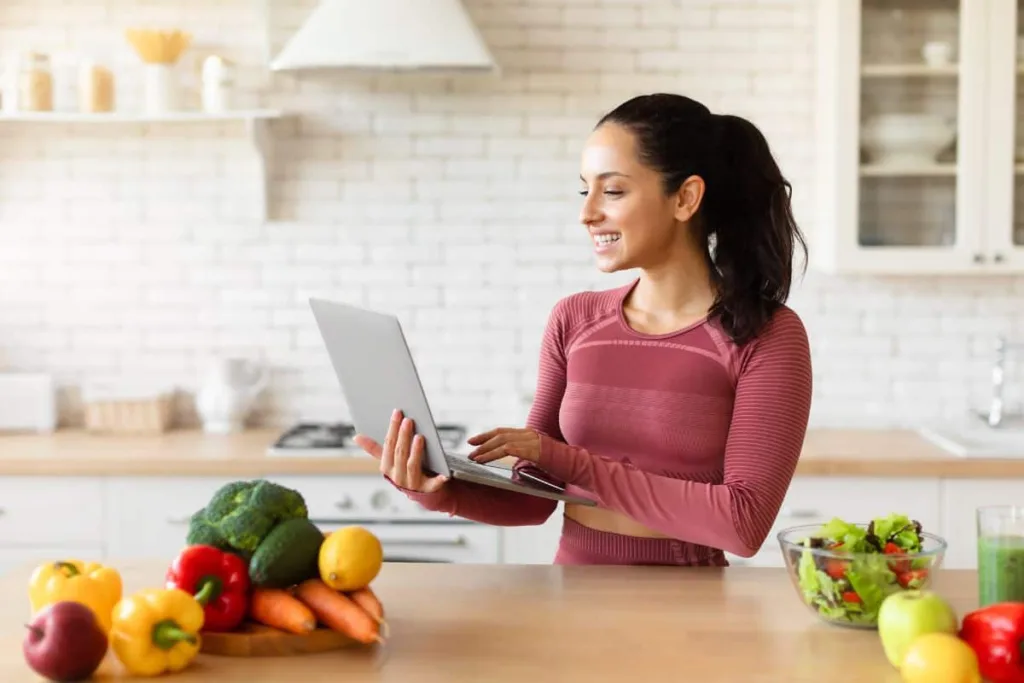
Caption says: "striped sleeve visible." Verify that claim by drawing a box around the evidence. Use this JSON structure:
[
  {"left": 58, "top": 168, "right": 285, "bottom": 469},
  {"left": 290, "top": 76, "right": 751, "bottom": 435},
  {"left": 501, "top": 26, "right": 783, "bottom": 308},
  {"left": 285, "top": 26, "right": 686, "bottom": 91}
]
[{"left": 535, "top": 308, "right": 813, "bottom": 557}]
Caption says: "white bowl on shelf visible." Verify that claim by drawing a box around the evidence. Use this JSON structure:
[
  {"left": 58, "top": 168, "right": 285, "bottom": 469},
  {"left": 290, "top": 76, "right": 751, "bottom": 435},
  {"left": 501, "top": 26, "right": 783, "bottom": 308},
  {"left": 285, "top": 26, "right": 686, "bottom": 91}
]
[{"left": 860, "top": 114, "right": 956, "bottom": 165}]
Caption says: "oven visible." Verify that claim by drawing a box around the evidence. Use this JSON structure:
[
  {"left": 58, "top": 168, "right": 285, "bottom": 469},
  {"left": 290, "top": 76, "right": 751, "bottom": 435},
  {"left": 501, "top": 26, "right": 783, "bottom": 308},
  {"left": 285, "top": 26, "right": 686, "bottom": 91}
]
[{"left": 313, "top": 519, "right": 500, "bottom": 564}]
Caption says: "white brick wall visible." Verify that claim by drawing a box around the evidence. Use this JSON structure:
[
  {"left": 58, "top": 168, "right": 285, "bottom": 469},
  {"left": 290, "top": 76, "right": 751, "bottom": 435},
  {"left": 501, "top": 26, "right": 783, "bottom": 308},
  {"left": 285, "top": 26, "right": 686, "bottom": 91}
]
[{"left": 0, "top": 0, "right": 1022, "bottom": 433}]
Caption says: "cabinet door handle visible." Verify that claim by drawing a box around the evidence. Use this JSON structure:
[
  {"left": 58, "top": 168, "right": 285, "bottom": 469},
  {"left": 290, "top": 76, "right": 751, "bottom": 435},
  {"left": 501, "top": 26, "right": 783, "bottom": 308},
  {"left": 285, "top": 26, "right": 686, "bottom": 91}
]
[
  {"left": 780, "top": 508, "right": 820, "bottom": 519},
  {"left": 994, "top": 253, "right": 1006, "bottom": 263},
  {"left": 0, "top": 507, "right": 5, "bottom": 517},
  {"left": 974, "top": 253, "right": 986, "bottom": 263},
  {"left": 166, "top": 515, "right": 192, "bottom": 525},
  {"left": 381, "top": 536, "right": 467, "bottom": 547}
]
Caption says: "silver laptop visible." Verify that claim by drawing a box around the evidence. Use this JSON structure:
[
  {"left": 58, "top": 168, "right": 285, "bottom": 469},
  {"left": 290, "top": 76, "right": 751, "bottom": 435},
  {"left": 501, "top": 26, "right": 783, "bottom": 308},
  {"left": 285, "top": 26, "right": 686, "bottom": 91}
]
[{"left": 308, "top": 297, "right": 596, "bottom": 506}]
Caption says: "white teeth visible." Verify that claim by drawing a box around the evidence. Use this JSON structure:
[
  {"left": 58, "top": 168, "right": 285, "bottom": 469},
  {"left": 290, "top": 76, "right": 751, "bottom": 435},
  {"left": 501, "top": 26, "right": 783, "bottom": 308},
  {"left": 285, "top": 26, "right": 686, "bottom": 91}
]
[{"left": 594, "top": 234, "right": 621, "bottom": 245}]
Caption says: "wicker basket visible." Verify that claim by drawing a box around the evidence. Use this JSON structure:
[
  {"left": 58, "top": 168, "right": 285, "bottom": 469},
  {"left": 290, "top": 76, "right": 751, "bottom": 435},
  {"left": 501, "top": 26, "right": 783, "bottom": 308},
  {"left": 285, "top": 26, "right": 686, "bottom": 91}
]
[{"left": 83, "top": 392, "right": 173, "bottom": 434}]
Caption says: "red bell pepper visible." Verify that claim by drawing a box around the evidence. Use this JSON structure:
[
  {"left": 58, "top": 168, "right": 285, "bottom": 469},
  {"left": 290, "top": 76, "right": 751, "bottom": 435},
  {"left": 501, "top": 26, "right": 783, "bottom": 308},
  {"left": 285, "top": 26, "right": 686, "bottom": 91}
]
[
  {"left": 165, "top": 544, "right": 250, "bottom": 632},
  {"left": 959, "top": 601, "right": 1024, "bottom": 683}
]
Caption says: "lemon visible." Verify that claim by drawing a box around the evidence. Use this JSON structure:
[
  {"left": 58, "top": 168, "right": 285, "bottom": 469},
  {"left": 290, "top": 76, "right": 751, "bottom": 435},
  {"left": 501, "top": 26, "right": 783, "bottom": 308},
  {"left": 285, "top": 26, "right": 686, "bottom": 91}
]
[
  {"left": 899, "top": 633, "right": 981, "bottom": 683},
  {"left": 318, "top": 526, "right": 384, "bottom": 591}
]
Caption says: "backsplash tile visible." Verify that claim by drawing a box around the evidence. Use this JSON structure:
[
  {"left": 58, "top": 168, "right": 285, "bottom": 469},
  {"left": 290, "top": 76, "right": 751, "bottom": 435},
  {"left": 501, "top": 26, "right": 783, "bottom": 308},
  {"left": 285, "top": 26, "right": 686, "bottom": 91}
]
[{"left": 0, "top": 0, "right": 1021, "bottom": 431}]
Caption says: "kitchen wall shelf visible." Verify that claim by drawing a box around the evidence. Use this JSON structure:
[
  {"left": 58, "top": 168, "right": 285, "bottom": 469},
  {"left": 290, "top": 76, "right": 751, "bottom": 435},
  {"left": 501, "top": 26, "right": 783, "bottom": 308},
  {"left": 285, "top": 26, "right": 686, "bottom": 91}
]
[
  {"left": 0, "top": 109, "right": 286, "bottom": 223},
  {"left": 860, "top": 163, "right": 958, "bottom": 177},
  {"left": 816, "top": 0, "right": 1024, "bottom": 275},
  {"left": 0, "top": 109, "right": 283, "bottom": 123},
  {"left": 861, "top": 64, "right": 959, "bottom": 77}
]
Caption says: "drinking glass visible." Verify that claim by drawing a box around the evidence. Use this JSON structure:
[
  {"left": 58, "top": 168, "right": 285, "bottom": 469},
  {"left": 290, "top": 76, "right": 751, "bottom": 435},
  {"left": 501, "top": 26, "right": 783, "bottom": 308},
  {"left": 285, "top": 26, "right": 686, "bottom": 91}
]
[{"left": 977, "top": 505, "right": 1024, "bottom": 606}]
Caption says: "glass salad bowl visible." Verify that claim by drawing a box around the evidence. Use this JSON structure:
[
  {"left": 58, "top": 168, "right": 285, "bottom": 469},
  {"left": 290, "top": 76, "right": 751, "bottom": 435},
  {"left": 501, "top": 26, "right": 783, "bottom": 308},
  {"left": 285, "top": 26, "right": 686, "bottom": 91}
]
[{"left": 777, "top": 515, "right": 948, "bottom": 630}]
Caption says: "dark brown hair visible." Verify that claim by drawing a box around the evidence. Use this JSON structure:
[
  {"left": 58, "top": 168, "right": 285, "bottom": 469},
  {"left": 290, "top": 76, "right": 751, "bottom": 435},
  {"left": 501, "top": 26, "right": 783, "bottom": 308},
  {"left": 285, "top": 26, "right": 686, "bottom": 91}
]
[{"left": 597, "top": 93, "right": 808, "bottom": 345}]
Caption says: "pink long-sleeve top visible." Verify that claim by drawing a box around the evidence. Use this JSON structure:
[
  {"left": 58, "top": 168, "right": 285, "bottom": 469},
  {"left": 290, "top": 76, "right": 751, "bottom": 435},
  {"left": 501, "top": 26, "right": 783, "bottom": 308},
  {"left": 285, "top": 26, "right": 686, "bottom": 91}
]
[{"left": 395, "top": 278, "right": 813, "bottom": 559}]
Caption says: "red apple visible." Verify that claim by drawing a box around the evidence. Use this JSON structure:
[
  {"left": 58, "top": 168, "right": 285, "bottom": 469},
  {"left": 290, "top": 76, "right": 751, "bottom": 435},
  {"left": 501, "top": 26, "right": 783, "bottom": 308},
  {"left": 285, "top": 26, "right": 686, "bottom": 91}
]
[{"left": 23, "top": 601, "right": 108, "bottom": 682}]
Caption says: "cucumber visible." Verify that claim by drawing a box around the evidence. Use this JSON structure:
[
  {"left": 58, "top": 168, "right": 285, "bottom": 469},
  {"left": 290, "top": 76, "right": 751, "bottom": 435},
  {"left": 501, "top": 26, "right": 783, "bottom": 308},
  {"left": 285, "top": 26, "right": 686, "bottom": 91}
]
[{"left": 248, "top": 517, "right": 324, "bottom": 588}]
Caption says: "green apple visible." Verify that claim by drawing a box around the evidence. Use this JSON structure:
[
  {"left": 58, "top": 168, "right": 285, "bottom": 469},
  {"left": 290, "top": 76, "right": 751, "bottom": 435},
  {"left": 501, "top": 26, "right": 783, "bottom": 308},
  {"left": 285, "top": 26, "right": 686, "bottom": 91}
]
[{"left": 877, "top": 590, "right": 959, "bottom": 668}]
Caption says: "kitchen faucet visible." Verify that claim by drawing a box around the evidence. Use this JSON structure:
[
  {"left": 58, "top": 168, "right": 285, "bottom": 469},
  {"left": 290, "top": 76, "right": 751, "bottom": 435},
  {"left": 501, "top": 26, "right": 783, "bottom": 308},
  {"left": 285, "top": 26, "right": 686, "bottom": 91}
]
[{"left": 983, "top": 335, "right": 1024, "bottom": 427}]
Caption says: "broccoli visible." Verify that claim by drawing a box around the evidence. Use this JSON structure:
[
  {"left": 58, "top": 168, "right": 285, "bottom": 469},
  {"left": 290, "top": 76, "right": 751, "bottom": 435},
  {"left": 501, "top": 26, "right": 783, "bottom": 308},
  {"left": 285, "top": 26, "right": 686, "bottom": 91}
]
[
  {"left": 189, "top": 479, "right": 308, "bottom": 555},
  {"left": 185, "top": 508, "right": 232, "bottom": 551}
]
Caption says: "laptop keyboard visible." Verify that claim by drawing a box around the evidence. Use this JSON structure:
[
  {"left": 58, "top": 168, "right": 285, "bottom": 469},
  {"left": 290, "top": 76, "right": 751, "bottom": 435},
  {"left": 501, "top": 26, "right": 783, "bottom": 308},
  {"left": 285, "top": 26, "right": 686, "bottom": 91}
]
[{"left": 445, "top": 453, "right": 512, "bottom": 480}]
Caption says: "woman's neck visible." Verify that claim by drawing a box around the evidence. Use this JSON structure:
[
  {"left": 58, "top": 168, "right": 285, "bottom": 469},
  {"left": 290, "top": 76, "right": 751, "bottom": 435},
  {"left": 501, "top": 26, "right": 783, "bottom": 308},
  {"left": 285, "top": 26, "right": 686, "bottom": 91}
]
[{"left": 629, "top": 250, "right": 716, "bottom": 322}]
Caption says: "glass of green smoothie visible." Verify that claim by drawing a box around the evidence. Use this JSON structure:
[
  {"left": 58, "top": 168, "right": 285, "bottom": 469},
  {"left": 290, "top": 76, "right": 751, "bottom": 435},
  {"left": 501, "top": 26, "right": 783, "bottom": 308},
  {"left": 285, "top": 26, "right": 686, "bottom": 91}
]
[{"left": 977, "top": 505, "right": 1024, "bottom": 606}]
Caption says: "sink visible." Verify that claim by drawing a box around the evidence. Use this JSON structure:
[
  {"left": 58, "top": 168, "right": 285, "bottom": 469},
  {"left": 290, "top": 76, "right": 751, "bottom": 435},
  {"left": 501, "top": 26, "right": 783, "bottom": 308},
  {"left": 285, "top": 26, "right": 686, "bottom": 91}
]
[{"left": 918, "top": 422, "right": 1024, "bottom": 458}]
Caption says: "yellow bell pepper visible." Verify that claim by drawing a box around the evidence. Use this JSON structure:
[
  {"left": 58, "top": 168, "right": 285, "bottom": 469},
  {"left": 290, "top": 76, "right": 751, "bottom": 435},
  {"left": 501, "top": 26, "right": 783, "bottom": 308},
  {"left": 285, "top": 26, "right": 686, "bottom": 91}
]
[
  {"left": 28, "top": 560, "right": 122, "bottom": 633},
  {"left": 109, "top": 587, "right": 204, "bottom": 677}
]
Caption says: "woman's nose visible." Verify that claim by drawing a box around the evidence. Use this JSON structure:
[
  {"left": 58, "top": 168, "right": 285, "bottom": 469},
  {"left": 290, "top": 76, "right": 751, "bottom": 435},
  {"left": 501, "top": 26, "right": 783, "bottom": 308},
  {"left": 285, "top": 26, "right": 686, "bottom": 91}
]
[{"left": 579, "top": 195, "right": 600, "bottom": 226}]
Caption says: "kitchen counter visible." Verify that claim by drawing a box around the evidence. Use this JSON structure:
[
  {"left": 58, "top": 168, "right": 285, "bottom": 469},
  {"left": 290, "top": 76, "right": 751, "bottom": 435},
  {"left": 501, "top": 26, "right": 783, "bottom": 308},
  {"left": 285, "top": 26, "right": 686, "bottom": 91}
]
[
  {"left": 0, "top": 560, "right": 981, "bottom": 682},
  {"left": 0, "top": 427, "right": 1021, "bottom": 478}
]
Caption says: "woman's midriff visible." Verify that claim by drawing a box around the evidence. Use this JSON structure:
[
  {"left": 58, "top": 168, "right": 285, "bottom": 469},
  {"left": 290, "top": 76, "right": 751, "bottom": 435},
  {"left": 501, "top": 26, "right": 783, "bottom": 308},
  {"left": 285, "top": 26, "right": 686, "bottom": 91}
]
[{"left": 564, "top": 503, "right": 670, "bottom": 538}]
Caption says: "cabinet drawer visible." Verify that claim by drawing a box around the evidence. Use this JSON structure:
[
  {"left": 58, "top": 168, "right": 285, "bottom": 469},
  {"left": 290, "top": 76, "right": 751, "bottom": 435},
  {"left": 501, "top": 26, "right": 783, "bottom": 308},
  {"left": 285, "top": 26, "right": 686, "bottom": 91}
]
[{"left": 0, "top": 477, "right": 104, "bottom": 546}]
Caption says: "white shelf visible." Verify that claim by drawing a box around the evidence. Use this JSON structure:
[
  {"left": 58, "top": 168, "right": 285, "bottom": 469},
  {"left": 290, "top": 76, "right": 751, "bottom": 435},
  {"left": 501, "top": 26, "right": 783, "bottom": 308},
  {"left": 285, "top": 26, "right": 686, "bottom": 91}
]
[
  {"left": 0, "top": 109, "right": 283, "bottom": 123},
  {"left": 860, "top": 162, "right": 957, "bottom": 177},
  {"left": 861, "top": 63, "right": 959, "bottom": 77},
  {"left": 0, "top": 109, "right": 286, "bottom": 223}
]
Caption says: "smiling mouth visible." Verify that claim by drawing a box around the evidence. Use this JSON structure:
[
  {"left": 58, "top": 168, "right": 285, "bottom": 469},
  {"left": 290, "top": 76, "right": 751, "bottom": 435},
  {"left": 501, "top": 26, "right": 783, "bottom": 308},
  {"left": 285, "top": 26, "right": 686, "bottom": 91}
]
[{"left": 593, "top": 233, "right": 621, "bottom": 246}]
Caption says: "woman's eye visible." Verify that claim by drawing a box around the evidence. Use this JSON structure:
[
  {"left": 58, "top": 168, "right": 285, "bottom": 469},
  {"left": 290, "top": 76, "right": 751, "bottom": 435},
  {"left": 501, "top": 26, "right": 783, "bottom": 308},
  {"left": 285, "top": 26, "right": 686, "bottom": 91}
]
[{"left": 604, "top": 190, "right": 623, "bottom": 196}]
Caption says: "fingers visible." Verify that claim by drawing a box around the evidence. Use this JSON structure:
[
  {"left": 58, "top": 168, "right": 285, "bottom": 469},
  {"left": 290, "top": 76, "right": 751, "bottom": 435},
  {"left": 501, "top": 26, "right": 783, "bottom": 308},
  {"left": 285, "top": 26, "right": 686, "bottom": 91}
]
[
  {"left": 469, "top": 446, "right": 510, "bottom": 464},
  {"left": 391, "top": 416, "right": 415, "bottom": 485},
  {"left": 468, "top": 434, "right": 510, "bottom": 459},
  {"left": 467, "top": 426, "right": 512, "bottom": 445},
  {"left": 376, "top": 409, "right": 449, "bottom": 495},
  {"left": 352, "top": 434, "right": 382, "bottom": 460},
  {"left": 380, "top": 409, "right": 403, "bottom": 475},
  {"left": 406, "top": 433, "right": 424, "bottom": 487}
]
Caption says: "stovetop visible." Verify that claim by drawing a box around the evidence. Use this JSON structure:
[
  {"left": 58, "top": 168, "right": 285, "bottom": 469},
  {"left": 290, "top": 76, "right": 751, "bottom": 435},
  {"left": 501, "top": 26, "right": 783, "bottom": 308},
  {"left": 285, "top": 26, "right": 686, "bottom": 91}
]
[
  {"left": 267, "top": 421, "right": 469, "bottom": 457},
  {"left": 271, "top": 422, "right": 356, "bottom": 451}
]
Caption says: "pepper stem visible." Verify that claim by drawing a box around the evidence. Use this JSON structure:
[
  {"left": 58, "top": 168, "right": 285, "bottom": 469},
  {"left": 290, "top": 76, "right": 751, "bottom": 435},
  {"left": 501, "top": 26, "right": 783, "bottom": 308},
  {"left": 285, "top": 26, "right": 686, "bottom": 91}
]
[
  {"left": 152, "top": 620, "right": 197, "bottom": 650},
  {"left": 193, "top": 576, "right": 222, "bottom": 606},
  {"left": 53, "top": 562, "right": 79, "bottom": 577}
]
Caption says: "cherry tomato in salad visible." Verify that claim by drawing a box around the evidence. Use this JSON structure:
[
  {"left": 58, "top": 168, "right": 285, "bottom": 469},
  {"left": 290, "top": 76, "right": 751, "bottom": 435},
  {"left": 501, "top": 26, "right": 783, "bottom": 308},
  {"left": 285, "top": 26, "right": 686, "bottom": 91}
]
[{"left": 884, "top": 541, "right": 911, "bottom": 573}]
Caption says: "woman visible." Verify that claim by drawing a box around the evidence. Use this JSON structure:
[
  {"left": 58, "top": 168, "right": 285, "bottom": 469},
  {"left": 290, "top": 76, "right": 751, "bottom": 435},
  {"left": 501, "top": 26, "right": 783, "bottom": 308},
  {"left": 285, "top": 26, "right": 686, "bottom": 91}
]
[{"left": 353, "top": 92, "right": 813, "bottom": 566}]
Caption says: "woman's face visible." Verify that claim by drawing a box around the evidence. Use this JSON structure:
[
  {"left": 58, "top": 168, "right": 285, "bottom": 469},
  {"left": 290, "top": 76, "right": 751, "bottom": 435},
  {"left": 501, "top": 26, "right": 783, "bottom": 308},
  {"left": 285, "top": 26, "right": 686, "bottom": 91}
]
[{"left": 578, "top": 122, "right": 704, "bottom": 273}]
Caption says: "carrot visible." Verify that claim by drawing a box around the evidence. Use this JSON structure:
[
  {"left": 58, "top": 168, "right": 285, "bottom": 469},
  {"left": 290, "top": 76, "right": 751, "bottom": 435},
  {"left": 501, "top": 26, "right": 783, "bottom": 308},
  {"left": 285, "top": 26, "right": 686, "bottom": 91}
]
[
  {"left": 249, "top": 588, "right": 317, "bottom": 635},
  {"left": 294, "top": 579, "right": 383, "bottom": 645},
  {"left": 348, "top": 586, "right": 388, "bottom": 638}
]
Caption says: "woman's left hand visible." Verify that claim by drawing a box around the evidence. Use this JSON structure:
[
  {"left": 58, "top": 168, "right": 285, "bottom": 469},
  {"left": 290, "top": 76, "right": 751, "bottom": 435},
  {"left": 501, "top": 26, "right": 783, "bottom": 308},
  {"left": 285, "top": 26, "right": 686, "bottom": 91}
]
[{"left": 467, "top": 427, "right": 542, "bottom": 464}]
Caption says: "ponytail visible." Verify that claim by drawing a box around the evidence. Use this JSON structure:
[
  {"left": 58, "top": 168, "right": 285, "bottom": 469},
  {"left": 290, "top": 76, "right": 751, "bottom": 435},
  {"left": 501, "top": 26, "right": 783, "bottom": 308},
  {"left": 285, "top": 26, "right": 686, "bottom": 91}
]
[
  {"left": 700, "top": 113, "right": 807, "bottom": 345},
  {"left": 596, "top": 95, "right": 808, "bottom": 346}
]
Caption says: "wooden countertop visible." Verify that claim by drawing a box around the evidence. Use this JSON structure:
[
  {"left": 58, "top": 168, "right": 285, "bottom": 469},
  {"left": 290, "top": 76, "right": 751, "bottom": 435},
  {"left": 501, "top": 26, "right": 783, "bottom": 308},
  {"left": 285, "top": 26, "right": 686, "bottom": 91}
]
[
  {"left": 0, "top": 560, "right": 982, "bottom": 682},
  {"left": 0, "top": 427, "right": 1020, "bottom": 478}
]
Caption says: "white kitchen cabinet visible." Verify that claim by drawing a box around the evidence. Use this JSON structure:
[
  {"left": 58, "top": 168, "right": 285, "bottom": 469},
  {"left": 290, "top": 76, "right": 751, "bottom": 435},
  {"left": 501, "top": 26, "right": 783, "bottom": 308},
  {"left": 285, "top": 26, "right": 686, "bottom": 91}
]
[
  {"left": 728, "top": 476, "right": 943, "bottom": 567},
  {"left": 501, "top": 505, "right": 564, "bottom": 564},
  {"left": 815, "top": 0, "right": 1024, "bottom": 274},
  {"left": 939, "top": 478, "right": 1024, "bottom": 569},
  {"left": 104, "top": 477, "right": 235, "bottom": 560},
  {"left": 0, "top": 477, "right": 104, "bottom": 547}
]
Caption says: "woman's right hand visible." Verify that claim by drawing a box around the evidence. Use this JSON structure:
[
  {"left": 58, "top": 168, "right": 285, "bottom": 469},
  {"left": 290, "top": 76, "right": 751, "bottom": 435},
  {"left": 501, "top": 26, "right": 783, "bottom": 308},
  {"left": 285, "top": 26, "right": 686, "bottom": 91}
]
[{"left": 352, "top": 409, "right": 449, "bottom": 494}]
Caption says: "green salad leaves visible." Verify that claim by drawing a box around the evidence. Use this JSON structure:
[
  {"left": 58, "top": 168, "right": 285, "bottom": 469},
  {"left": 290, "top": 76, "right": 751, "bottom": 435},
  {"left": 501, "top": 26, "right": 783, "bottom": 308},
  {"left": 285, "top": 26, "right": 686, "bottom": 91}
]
[{"left": 791, "top": 513, "right": 933, "bottom": 626}]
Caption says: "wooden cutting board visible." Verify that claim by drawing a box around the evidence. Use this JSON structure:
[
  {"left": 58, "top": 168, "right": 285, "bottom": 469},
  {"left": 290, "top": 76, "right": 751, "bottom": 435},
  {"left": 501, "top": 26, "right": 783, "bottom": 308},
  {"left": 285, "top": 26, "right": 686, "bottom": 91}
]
[{"left": 200, "top": 621, "right": 360, "bottom": 657}]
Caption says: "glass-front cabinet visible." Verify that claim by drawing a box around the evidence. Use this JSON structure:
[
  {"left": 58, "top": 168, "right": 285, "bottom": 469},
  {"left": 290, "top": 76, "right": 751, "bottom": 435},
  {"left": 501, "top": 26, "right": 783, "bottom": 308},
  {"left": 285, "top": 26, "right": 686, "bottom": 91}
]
[{"left": 815, "top": 0, "right": 1024, "bottom": 274}]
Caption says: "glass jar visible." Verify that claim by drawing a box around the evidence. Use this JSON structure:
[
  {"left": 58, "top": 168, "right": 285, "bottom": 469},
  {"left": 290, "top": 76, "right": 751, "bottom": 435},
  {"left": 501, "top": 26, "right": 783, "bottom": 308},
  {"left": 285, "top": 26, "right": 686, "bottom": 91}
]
[{"left": 18, "top": 52, "right": 53, "bottom": 112}]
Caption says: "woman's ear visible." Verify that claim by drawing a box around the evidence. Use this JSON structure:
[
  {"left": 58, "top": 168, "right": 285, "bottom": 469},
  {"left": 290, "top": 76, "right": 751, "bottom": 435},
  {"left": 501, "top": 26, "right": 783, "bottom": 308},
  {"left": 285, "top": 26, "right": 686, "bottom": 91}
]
[{"left": 673, "top": 175, "right": 706, "bottom": 223}]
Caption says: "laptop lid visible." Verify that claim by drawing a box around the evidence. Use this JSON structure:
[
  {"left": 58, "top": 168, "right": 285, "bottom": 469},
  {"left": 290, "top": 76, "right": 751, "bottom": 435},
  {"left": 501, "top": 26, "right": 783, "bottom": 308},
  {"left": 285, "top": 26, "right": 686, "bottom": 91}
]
[{"left": 308, "top": 297, "right": 453, "bottom": 478}]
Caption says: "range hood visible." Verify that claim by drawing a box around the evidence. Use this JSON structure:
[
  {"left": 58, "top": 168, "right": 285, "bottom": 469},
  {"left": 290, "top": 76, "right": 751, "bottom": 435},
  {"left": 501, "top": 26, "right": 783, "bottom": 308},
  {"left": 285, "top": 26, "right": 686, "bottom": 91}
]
[{"left": 270, "top": 0, "right": 498, "bottom": 72}]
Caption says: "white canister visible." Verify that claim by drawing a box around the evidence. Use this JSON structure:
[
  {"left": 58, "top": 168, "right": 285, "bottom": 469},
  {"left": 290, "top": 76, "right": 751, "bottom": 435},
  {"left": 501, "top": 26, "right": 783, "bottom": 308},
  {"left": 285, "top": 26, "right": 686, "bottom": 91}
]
[
  {"left": 201, "top": 55, "right": 233, "bottom": 112},
  {"left": 143, "top": 63, "right": 177, "bottom": 113}
]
